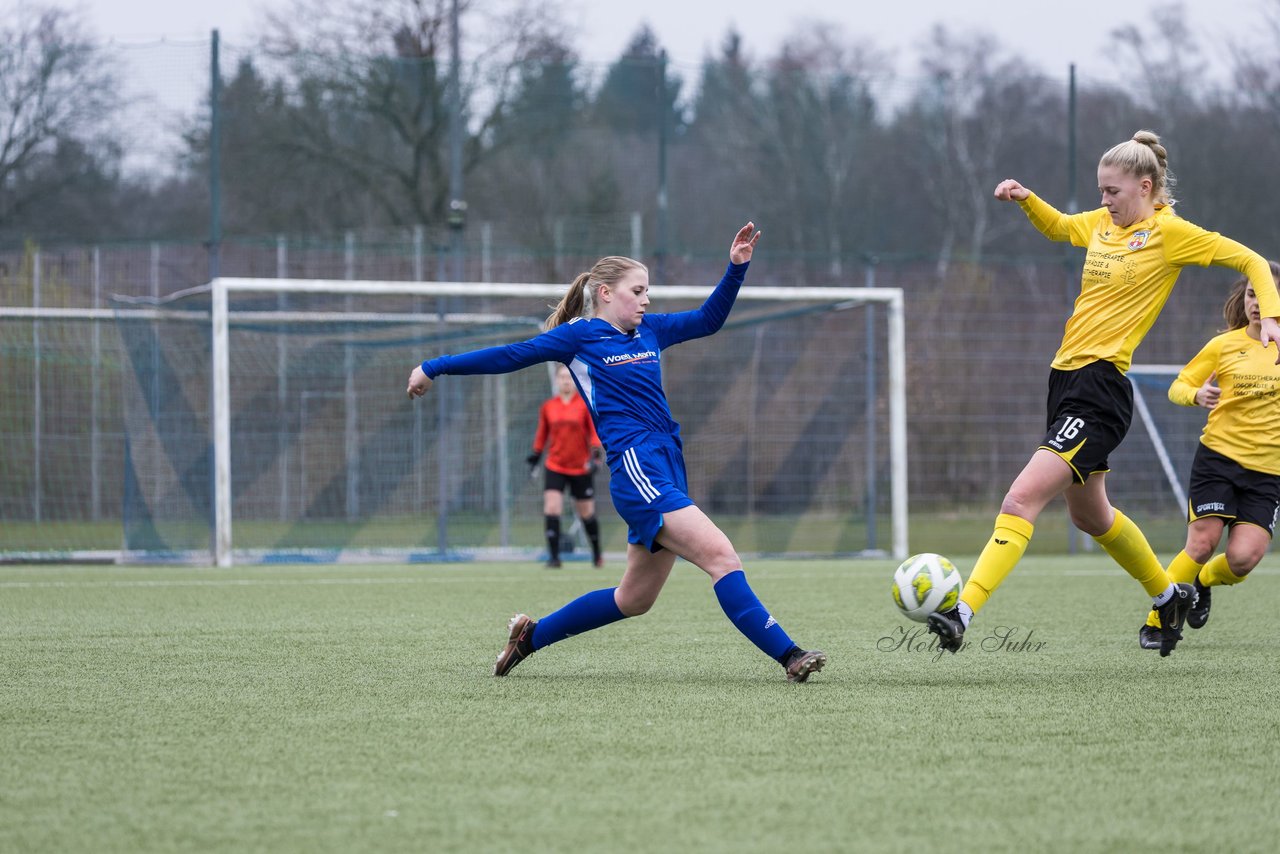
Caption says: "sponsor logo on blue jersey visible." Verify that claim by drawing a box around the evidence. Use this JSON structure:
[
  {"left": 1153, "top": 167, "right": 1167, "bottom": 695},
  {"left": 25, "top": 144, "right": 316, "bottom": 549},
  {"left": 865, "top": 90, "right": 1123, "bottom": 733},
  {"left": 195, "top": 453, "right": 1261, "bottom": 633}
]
[{"left": 602, "top": 350, "right": 658, "bottom": 365}]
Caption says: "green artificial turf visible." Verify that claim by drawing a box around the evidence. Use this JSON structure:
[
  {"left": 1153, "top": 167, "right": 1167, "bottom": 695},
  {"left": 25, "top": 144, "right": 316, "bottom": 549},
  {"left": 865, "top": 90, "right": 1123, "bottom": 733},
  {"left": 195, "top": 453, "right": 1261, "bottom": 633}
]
[{"left": 1, "top": 558, "right": 1277, "bottom": 853}]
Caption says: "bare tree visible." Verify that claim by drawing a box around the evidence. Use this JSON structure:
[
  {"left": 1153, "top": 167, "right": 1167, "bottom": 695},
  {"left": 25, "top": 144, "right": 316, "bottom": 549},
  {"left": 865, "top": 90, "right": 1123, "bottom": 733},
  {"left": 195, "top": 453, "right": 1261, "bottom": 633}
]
[
  {"left": 1109, "top": 3, "right": 1211, "bottom": 125},
  {"left": 253, "top": 0, "right": 570, "bottom": 228},
  {"left": 1227, "top": 0, "right": 1280, "bottom": 130},
  {"left": 759, "top": 24, "right": 890, "bottom": 275},
  {"left": 0, "top": 4, "right": 120, "bottom": 231},
  {"left": 903, "top": 25, "right": 1058, "bottom": 274}
]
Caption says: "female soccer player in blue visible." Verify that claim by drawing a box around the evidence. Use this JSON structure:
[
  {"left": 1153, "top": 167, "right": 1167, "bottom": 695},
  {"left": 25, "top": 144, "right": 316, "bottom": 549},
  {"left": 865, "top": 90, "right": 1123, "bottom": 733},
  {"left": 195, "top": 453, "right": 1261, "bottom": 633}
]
[{"left": 406, "top": 223, "right": 826, "bottom": 682}]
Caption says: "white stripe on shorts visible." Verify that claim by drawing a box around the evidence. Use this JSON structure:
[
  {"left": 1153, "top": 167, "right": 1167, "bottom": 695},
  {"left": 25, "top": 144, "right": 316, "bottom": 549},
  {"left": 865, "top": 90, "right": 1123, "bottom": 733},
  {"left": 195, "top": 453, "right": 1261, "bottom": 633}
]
[{"left": 623, "top": 447, "right": 661, "bottom": 503}]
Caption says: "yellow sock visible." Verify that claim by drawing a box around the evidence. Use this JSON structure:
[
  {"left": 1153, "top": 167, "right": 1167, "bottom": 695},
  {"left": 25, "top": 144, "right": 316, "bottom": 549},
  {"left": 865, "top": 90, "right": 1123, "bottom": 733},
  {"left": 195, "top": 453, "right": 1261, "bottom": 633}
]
[
  {"left": 1147, "top": 550, "right": 1204, "bottom": 628},
  {"left": 1093, "top": 509, "right": 1167, "bottom": 597},
  {"left": 1199, "top": 554, "right": 1247, "bottom": 587},
  {"left": 1166, "top": 549, "right": 1204, "bottom": 585},
  {"left": 961, "top": 513, "right": 1034, "bottom": 615}
]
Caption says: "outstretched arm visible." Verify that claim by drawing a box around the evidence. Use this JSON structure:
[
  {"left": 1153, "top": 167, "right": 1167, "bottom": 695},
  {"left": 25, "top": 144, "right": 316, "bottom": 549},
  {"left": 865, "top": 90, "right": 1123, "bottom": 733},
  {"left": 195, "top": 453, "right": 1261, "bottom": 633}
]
[
  {"left": 997, "top": 180, "right": 1091, "bottom": 245},
  {"left": 650, "top": 222, "right": 761, "bottom": 348},
  {"left": 407, "top": 325, "right": 578, "bottom": 400},
  {"left": 1189, "top": 235, "right": 1280, "bottom": 363}
]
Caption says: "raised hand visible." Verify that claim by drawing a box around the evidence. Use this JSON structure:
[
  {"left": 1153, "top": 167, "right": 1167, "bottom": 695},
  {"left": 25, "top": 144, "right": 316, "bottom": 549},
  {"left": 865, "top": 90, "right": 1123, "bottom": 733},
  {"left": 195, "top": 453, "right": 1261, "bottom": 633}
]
[
  {"left": 993, "top": 179, "right": 1030, "bottom": 202},
  {"left": 730, "top": 222, "right": 762, "bottom": 264}
]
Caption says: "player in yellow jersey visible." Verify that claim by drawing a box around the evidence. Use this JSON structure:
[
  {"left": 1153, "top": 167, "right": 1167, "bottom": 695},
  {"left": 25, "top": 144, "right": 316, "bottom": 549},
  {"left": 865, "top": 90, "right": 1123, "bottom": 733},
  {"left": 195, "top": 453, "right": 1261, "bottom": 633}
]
[
  {"left": 1138, "top": 267, "right": 1280, "bottom": 649},
  {"left": 926, "top": 130, "right": 1280, "bottom": 658}
]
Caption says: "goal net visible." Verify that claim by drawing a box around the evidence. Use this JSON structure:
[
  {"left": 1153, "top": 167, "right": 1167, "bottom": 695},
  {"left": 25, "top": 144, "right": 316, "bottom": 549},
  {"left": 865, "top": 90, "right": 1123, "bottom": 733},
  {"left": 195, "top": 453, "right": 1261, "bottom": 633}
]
[
  {"left": 1, "top": 279, "right": 907, "bottom": 566},
  {"left": 1122, "top": 364, "right": 1206, "bottom": 513}
]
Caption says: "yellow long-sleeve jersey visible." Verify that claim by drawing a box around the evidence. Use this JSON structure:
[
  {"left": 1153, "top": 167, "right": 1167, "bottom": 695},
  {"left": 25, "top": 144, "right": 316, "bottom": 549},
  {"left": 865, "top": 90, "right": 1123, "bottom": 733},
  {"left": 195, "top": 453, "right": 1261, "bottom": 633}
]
[
  {"left": 1169, "top": 327, "right": 1280, "bottom": 475},
  {"left": 1018, "top": 193, "right": 1280, "bottom": 373}
]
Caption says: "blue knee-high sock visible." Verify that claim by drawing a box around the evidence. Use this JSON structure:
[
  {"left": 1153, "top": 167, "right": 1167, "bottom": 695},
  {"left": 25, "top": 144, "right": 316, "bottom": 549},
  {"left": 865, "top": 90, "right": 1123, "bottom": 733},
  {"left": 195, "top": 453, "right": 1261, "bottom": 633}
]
[
  {"left": 531, "top": 587, "right": 626, "bottom": 650},
  {"left": 713, "top": 570, "right": 796, "bottom": 661}
]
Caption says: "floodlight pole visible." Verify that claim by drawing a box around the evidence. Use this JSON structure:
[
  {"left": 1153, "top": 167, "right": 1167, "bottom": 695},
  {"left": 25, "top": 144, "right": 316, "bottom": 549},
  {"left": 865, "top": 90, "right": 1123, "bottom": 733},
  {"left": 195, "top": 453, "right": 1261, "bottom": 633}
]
[
  {"left": 656, "top": 50, "right": 669, "bottom": 283},
  {"left": 209, "top": 29, "right": 222, "bottom": 282}
]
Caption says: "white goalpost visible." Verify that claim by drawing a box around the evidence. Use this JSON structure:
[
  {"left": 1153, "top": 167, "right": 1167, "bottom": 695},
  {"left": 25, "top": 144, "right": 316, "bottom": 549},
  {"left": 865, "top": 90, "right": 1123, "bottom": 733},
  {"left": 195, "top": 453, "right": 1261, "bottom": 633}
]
[{"left": 210, "top": 277, "right": 910, "bottom": 567}]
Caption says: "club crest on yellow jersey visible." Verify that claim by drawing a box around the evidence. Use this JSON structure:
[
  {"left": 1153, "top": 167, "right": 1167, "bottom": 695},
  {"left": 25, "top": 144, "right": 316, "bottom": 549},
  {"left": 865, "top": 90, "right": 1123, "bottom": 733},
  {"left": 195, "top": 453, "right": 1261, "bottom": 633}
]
[{"left": 1127, "top": 230, "right": 1151, "bottom": 250}]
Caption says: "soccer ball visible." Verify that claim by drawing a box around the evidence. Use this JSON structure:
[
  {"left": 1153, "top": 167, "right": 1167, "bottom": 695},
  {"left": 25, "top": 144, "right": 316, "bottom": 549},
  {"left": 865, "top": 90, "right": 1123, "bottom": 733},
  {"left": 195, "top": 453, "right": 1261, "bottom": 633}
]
[{"left": 891, "top": 553, "right": 963, "bottom": 623}]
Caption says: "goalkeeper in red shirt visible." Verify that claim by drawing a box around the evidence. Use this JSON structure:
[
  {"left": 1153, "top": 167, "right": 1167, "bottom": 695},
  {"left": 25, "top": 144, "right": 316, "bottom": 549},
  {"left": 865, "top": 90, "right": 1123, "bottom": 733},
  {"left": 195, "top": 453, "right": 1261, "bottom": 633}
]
[{"left": 528, "top": 364, "right": 606, "bottom": 568}]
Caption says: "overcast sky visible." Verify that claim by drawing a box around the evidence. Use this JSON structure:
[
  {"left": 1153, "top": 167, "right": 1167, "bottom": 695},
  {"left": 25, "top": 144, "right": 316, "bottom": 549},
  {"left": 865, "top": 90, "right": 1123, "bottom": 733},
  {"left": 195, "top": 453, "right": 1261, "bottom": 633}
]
[
  {"left": 67, "top": 0, "right": 1276, "bottom": 174},
  {"left": 81, "top": 0, "right": 1274, "bottom": 79}
]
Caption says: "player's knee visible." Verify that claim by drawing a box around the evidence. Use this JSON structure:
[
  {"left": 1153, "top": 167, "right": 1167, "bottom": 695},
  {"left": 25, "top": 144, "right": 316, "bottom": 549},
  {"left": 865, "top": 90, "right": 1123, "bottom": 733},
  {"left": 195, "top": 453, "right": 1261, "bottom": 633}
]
[
  {"left": 1184, "top": 537, "right": 1217, "bottom": 564},
  {"left": 998, "top": 491, "right": 1032, "bottom": 518},
  {"left": 1226, "top": 548, "right": 1264, "bottom": 577},
  {"left": 616, "top": 592, "right": 655, "bottom": 616},
  {"left": 703, "top": 547, "right": 742, "bottom": 580},
  {"left": 1068, "top": 508, "right": 1110, "bottom": 538},
  {"left": 999, "top": 488, "right": 1051, "bottom": 524}
]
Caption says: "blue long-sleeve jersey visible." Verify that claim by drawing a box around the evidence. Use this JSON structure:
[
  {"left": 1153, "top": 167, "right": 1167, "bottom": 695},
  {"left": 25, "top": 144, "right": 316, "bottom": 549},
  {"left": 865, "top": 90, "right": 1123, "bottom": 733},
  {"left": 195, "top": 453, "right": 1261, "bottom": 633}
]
[{"left": 421, "top": 261, "right": 749, "bottom": 455}]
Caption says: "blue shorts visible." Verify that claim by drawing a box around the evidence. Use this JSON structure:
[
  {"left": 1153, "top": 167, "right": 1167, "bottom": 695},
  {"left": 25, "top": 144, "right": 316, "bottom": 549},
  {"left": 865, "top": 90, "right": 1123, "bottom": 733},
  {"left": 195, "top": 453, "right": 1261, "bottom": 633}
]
[{"left": 607, "top": 438, "right": 695, "bottom": 552}]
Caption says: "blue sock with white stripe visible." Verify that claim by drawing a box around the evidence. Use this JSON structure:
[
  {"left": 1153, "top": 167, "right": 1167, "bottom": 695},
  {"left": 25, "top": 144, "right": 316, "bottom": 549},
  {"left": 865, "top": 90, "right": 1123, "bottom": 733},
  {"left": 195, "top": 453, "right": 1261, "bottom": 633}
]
[
  {"left": 713, "top": 570, "right": 796, "bottom": 661},
  {"left": 531, "top": 587, "right": 626, "bottom": 650}
]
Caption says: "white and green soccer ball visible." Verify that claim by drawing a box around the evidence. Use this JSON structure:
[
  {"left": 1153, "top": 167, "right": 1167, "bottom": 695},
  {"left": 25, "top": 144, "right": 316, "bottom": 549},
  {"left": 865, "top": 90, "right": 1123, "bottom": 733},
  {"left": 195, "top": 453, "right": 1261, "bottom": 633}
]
[{"left": 891, "top": 553, "right": 963, "bottom": 623}]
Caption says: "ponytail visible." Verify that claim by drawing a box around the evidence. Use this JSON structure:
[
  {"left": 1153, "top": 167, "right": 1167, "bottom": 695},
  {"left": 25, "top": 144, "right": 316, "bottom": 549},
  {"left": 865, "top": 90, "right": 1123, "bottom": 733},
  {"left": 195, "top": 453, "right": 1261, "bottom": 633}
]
[{"left": 546, "top": 272, "right": 591, "bottom": 330}]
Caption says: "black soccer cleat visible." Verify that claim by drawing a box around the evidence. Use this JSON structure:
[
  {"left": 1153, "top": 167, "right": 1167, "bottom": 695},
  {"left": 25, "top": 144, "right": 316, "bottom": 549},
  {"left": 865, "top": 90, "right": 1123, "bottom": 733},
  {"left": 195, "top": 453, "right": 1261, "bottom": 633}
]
[
  {"left": 1187, "top": 579, "right": 1211, "bottom": 630},
  {"left": 1138, "top": 621, "right": 1162, "bottom": 651},
  {"left": 494, "top": 614, "right": 537, "bottom": 676},
  {"left": 783, "top": 648, "right": 827, "bottom": 683},
  {"left": 1153, "top": 583, "right": 1197, "bottom": 657},
  {"left": 926, "top": 607, "right": 966, "bottom": 654}
]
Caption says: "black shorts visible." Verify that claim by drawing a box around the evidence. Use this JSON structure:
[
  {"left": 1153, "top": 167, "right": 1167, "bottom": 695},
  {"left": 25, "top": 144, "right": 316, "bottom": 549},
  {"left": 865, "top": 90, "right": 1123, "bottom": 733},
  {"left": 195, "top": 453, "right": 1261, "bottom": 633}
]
[
  {"left": 1040, "top": 360, "right": 1133, "bottom": 484},
  {"left": 1187, "top": 443, "right": 1280, "bottom": 536},
  {"left": 544, "top": 469, "right": 595, "bottom": 500}
]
